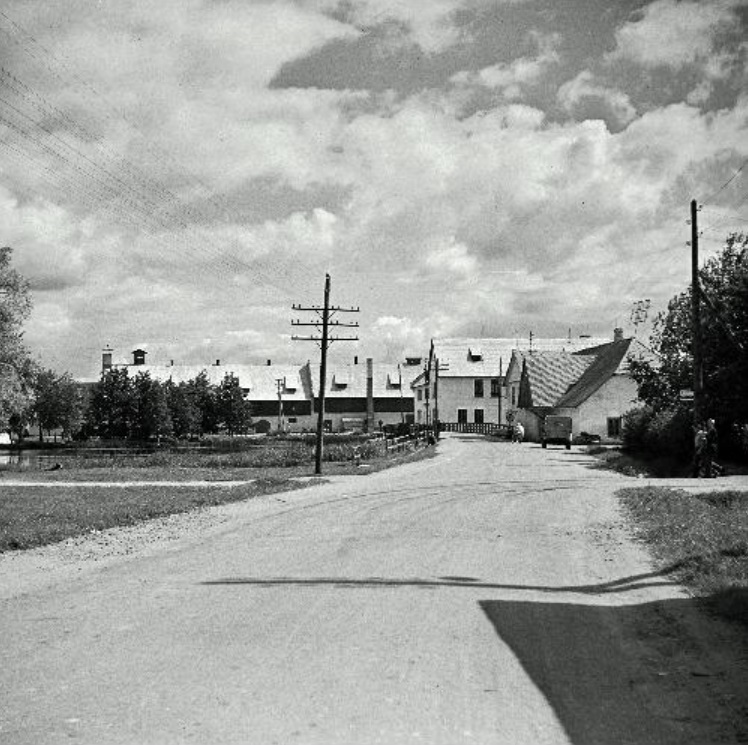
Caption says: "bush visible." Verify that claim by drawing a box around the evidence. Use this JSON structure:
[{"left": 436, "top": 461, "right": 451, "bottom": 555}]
[
  {"left": 622, "top": 406, "right": 655, "bottom": 451},
  {"left": 623, "top": 406, "right": 693, "bottom": 461}
]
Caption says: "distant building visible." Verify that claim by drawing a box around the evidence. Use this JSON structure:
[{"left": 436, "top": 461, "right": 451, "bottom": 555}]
[
  {"left": 412, "top": 335, "right": 610, "bottom": 429},
  {"left": 97, "top": 349, "right": 420, "bottom": 434},
  {"left": 504, "top": 329, "right": 655, "bottom": 442}
]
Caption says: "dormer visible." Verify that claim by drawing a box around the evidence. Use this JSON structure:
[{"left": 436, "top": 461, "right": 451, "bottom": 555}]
[
  {"left": 468, "top": 348, "right": 482, "bottom": 362},
  {"left": 332, "top": 370, "right": 349, "bottom": 389},
  {"left": 387, "top": 372, "right": 402, "bottom": 389}
]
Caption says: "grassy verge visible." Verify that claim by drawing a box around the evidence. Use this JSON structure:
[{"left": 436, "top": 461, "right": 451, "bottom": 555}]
[
  {"left": 0, "top": 444, "right": 438, "bottom": 553},
  {"left": 618, "top": 486, "right": 748, "bottom": 624},
  {"left": 0, "top": 478, "right": 307, "bottom": 553},
  {"left": 2, "top": 442, "right": 437, "bottom": 482}
]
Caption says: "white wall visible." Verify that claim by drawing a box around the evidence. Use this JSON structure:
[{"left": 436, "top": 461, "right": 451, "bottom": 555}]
[
  {"left": 574, "top": 375, "right": 639, "bottom": 441},
  {"left": 436, "top": 378, "right": 504, "bottom": 424}
]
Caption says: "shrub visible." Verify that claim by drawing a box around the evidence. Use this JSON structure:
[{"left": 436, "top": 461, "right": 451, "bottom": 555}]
[{"left": 622, "top": 406, "right": 655, "bottom": 452}]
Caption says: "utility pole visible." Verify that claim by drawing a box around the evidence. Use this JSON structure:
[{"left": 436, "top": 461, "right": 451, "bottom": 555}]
[
  {"left": 292, "top": 273, "right": 359, "bottom": 474},
  {"left": 497, "top": 357, "right": 503, "bottom": 427},
  {"left": 275, "top": 378, "right": 285, "bottom": 433},
  {"left": 691, "top": 199, "right": 704, "bottom": 425}
]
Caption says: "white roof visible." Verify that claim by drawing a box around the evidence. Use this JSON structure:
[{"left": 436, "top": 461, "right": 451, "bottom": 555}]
[
  {"left": 308, "top": 362, "right": 421, "bottom": 398},
  {"left": 432, "top": 336, "right": 612, "bottom": 377},
  {"left": 118, "top": 363, "right": 308, "bottom": 401}
]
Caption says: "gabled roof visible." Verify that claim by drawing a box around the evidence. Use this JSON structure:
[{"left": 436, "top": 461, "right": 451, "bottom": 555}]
[
  {"left": 431, "top": 336, "right": 610, "bottom": 378},
  {"left": 519, "top": 352, "right": 594, "bottom": 407},
  {"left": 556, "top": 338, "right": 639, "bottom": 408}
]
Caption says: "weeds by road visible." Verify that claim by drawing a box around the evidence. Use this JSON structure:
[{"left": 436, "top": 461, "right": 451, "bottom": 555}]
[{"left": 619, "top": 486, "right": 748, "bottom": 624}]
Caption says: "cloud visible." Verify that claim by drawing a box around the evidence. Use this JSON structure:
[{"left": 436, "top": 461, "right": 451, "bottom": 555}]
[
  {"left": 451, "top": 31, "right": 560, "bottom": 99},
  {"left": 306, "top": 0, "right": 472, "bottom": 52},
  {"left": 558, "top": 70, "right": 637, "bottom": 128},
  {"left": 370, "top": 315, "right": 430, "bottom": 361},
  {"left": 610, "top": 0, "right": 740, "bottom": 69}
]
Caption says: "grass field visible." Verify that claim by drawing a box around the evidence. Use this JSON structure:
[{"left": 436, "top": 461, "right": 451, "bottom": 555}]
[
  {"left": 618, "top": 486, "right": 748, "bottom": 625},
  {"left": 0, "top": 443, "right": 436, "bottom": 552}
]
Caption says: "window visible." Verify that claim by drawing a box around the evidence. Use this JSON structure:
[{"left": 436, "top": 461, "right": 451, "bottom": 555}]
[
  {"left": 490, "top": 378, "right": 500, "bottom": 397},
  {"left": 425, "top": 388, "right": 430, "bottom": 401},
  {"left": 457, "top": 409, "right": 468, "bottom": 424},
  {"left": 474, "top": 409, "right": 484, "bottom": 424},
  {"left": 474, "top": 379, "right": 484, "bottom": 397},
  {"left": 417, "top": 389, "right": 422, "bottom": 401},
  {"left": 511, "top": 386, "right": 517, "bottom": 406},
  {"left": 607, "top": 417, "right": 622, "bottom": 437},
  {"left": 287, "top": 417, "right": 297, "bottom": 424}
]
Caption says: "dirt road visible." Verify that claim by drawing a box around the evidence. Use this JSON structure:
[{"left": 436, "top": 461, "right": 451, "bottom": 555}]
[{"left": 1, "top": 436, "right": 746, "bottom": 744}]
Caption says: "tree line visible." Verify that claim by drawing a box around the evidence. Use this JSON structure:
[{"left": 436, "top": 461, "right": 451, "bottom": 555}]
[
  {"left": 625, "top": 232, "right": 748, "bottom": 460},
  {"left": 0, "top": 246, "right": 251, "bottom": 443}
]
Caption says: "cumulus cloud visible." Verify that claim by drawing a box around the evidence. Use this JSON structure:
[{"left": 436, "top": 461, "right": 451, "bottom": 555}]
[
  {"left": 610, "top": 0, "right": 740, "bottom": 69},
  {"left": 451, "top": 31, "right": 560, "bottom": 99},
  {"left": 558, "top": 71, "right": 637, "bottom": 127},
  {"left": 2, "top": 0, "right": 748, "bottom": 377}
]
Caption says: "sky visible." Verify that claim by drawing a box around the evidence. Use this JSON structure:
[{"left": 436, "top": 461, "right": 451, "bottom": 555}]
[{"left": 1, "top": 0, "right": 747, "bottom": 378}]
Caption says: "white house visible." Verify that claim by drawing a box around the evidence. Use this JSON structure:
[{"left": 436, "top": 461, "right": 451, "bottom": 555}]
[
  {"left": 504, "top": 330, "right": 654, "bottom": 442},
  {"left": 412, "top": 335, "right": 610, "bottom": 429}
]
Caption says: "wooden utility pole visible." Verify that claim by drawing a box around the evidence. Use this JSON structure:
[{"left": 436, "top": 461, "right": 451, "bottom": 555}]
[
  {"left": 691, "top": 199, "right": 704, "bottom": 425},
  {"left": 497, "top": 357, "right": 503, "bottom": 426},
  {"left": 275, "top": 378, "right": 285, "bottom": 433},
  {"left": 292, "top": 274, "right": 359, "bottom": 474}
]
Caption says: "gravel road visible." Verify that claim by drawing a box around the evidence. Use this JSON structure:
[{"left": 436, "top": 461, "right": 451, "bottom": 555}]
[{"left": 1, "top": 435, "right": 747, "bottom": 744}]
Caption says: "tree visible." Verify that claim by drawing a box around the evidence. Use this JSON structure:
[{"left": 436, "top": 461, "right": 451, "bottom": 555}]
[
  {"left": 631, "top": 233, "right": 748, "bottom": 425},
  {"left": 0, "top": 246, "right": 34, "bottom": 435},
  {"left": 131, "top": 372, "right": 172, "bottom": 441},
  {"left": 33, "top": 368, "right": 84, "bottom": 441},
  {"left": 187, "top": 371, "right": 220, "bottom": 435},
  {"left": 215, "top": 373, "right": 252, "bottom": 436},
  {"left": 165, "top": 380, "right": 201, "bottom": 439},
  {"left": 86, "top": 367, "right": 134, "bottom": 439}
]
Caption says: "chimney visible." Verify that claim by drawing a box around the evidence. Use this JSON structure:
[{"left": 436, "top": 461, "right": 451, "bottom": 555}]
[
  {"left": 614, "top": 328, "right": 624, "bottom": 342},
  {"left": 214, "top": 359, "right": 220, "bottom": 366},
  {"left": 132, "top": 349, "right": 147, "bottom": 366},
  {"left": 102, "top": 347, "right": 113, "bottom": 372},
  {"left": 354, "top": 355, "right": 359, "bottom": 365},
  {"left": 266, "top": 359, "right": 272, "bottom": 366},
  {"left": 366, "top": 358, "right": 375, "bottom": 433}
]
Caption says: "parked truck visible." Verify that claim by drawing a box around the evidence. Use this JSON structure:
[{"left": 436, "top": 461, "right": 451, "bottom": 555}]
[{"left": 541, "top": 415, "right": 572, "bottom": 449}]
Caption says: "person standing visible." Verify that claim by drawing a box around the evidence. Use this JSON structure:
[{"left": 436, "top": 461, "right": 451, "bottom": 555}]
[
  {"left": 704, "top": 418, "right": 719, "bottom": 477},
  {"left": 692, "top": 422, "right": 707, "bottom": 477}
]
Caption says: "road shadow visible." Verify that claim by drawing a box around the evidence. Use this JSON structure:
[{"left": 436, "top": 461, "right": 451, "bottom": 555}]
[
  {"left": 201, "top": 565, "right": 683, "bottom": 594},
  {"left": 479, "top": 595, "right": 748, "bottom": 745}
]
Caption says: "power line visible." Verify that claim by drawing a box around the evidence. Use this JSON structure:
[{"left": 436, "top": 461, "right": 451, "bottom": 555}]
[{"left": 699, "top": 154, "right": 748, "bottom": 205}]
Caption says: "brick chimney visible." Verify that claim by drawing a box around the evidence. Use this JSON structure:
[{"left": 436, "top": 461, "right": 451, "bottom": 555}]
[{"left": 614, "top": 328, "right": 624, "bottom": 342}]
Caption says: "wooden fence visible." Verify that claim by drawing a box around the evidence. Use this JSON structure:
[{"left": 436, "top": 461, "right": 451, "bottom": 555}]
[{"left": 439, "top": 422, "right": 508, "bottom": 435}]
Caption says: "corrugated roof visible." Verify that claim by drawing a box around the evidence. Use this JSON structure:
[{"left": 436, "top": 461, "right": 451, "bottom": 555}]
[{"left": 432, "top": 336, "right": 610, "bottom": 378}]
